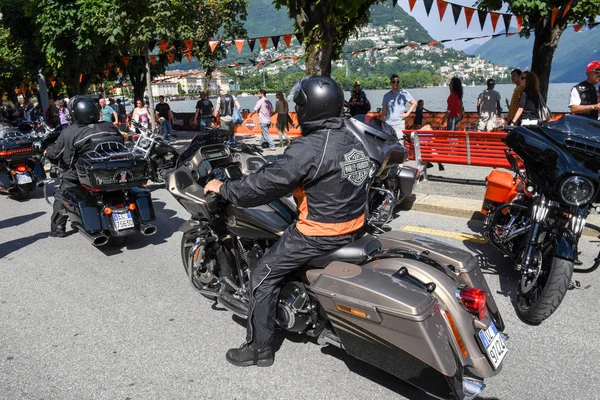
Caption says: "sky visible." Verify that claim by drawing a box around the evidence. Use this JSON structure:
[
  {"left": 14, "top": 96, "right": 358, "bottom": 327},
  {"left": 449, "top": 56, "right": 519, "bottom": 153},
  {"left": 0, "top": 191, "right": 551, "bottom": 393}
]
[{"left": 395, "top": 0, "right": 511, "bottom": 51}]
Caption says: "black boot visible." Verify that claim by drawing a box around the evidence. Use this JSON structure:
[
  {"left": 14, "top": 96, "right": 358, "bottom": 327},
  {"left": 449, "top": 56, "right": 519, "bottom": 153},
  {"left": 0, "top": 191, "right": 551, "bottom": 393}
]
[
  {"left": 50, "top": 227, "right": 67, "bottom": 238},
  {"left": 225, "top": 342, "right": 274, "bottom": 367}
]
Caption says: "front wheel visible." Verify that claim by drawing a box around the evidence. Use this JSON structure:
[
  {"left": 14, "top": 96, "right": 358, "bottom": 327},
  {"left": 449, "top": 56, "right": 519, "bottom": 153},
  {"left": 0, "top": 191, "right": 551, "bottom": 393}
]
[{"left": 516, "top": 246, "right": 574, "bottom": 324}]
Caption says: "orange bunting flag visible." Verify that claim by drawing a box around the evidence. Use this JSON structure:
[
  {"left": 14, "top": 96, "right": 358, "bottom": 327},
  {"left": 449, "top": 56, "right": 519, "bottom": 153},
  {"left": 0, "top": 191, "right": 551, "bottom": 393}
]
[
  {"left": 256, "top": 61, "right": 264, "bottom": 68},
  {"left": 283, "top": 34, "right": 292, "bottom": 47},
  {"left": 184, "top": 39, "right": 194, "bottom": 51},
  {"left": 490, "top": 12, "right": 500, "bottom": 32},
  {"left": 234, "top": 39, "right": 245, "bottom": 54},
  {"left": 551, "top": 8, "right": 559, "bottom": 28},
  {"left": 208, "top": 40, "right": 219, "bottom": 53},
  {"left": 516, "top": 15, "right": 523, "bottom": 31},
  {"left": 464, "top": 7, "right": 475, "bottom": 29},
  {"left": 562, "top": 0, "right": 573, "bottom": 18},
  {"left": 186, "top": 52, "right": 192, "bottom": 62},
  {"left": 104, "top": 70, "right": 109, "bottom": 78},
  {"left": 50, "top": 81, "right": 56, "bottom": 87},
  {"left": 123, "top": 56, "right": 130, "bottom": 66},
  {"left": 149, "top": 55, "right": 157, "bottom": 65},
  {"left": 107, "top": 61, "right": 113, "bottom": 68},
  {"left": 408, "top": 0, "right": 417, "bottom": 11},
  {"left": 167, "top": 53, "right": 175, "bottom": 63},
  {"left": 291, "top": 56, "right": 299, "bottom": 61},
  {"left": 428, "top": 41, "right": 441, "bottom": 45},
  {"left": 159, "top": 40, "right": 168, "bottom": 53},
  {"left": 573, "top": 24, "right": 582, "bottom": 32},
  {"left": 436, "top": 0, "right": 448, "bottom": 21},
  {"left": 79, "top": 74, "right": 83, "bottom": 83},
  {"left": 259, "top": 37, "right": 269, "bottom": 51}
]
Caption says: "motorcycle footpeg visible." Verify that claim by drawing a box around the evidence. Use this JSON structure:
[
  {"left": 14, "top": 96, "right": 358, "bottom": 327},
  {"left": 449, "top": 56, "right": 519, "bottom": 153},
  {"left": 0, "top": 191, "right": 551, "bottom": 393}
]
[{"left": 218, "top": 291, "right": 249, "bottom": 318}]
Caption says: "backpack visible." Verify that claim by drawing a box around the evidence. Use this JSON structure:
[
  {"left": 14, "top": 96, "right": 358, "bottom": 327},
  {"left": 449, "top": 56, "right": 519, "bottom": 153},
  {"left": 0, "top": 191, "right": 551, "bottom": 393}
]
[{"left": 362, "top": 97, "right": 371, "bottom": 113}]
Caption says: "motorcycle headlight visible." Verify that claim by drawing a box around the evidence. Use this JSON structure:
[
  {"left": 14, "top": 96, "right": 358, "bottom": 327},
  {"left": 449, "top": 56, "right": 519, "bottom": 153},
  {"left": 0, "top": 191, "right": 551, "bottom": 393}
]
[{"left": 558, "top": 176, "right": 595, "bottom": 206}]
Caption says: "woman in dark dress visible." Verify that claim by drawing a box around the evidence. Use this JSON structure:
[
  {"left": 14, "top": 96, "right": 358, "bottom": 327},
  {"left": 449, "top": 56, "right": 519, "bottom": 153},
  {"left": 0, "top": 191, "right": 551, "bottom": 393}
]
[{"left": 512, "top": 71, "right": 542, "bottom": 126}]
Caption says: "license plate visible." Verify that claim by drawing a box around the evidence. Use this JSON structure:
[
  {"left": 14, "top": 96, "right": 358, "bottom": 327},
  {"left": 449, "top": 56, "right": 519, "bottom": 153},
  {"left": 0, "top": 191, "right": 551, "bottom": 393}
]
[
  {"left": 16, "top": 173, "right": 32, "bottom": 184},
  {"left": 112, "top": 211, "right": 134, "bottom": 230},
  {"left": 478, "top": 321, "right": 508, "bottom": 370}
]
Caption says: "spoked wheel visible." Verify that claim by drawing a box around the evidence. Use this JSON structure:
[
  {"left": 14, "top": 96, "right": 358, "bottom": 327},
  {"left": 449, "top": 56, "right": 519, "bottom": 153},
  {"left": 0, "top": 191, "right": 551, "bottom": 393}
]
[{"left": 516, "top": 244, "right": 574, "bottom": 324}]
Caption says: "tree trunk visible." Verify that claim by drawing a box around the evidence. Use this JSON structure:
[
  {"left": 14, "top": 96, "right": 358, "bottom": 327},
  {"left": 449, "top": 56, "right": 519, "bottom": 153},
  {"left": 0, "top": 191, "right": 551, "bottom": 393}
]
[
  {"left": 305, "top": 36, "right": 334, "bottom": 76},
  {"left": 531, "top": 18, "right": 567, "bottom": 100},
  {"left": 292, "top": 5, "right": 337, "bottom": 77},
  {"left": 129, "top": 69, "right": 147, "bottom": 102}
]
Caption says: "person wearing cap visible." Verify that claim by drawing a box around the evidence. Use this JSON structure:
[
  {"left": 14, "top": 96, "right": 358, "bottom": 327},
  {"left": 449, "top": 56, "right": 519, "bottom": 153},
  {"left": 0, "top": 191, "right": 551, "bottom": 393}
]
[
  {"left": 569, "top": 60, "right": 600, "bottom": 120},
  {"left": 476, "top": 78, "right": 502, "bottom": 131},
  {"left": 347, "top": 80, "right": 368, "bottom": 116}
]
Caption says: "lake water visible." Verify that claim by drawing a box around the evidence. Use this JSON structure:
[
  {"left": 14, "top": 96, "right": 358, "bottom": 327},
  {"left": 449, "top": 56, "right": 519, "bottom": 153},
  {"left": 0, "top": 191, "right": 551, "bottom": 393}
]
[{"left": 158, "top": 83, "right": 577, "bottom": 114}]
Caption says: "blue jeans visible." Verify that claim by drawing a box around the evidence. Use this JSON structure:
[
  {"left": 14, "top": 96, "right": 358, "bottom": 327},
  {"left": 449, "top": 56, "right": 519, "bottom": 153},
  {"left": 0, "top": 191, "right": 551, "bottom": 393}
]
[
  {"left": 447, "top": 116, "right": 460, "bottom": 131},
  {"left": 199, "top": 116, "right": 211, "bottom": 131},
  {"left": 259, "top": 122, "right": 275, "bottom": 148},
  {"left": 161, "top": 120, "right": 173, "bottom": 137}
]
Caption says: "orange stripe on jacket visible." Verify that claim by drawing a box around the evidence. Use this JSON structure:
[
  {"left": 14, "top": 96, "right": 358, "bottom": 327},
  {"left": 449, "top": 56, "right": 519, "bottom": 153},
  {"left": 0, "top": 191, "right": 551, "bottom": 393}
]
[{"left": 293, "top": 187, "right": 365, "bottom": 237}]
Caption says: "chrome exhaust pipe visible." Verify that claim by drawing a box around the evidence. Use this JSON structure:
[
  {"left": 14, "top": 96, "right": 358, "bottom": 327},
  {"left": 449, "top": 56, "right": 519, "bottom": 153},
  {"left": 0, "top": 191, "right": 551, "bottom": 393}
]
[
  {"left": 140, "top": 224, "right": 157, "bottom": 236},
  {"left": 78, "top": 229, "right": 109, "bottom": 247},
  {"left": 463, "top": 377, "right": 486, "bottom": 399}
]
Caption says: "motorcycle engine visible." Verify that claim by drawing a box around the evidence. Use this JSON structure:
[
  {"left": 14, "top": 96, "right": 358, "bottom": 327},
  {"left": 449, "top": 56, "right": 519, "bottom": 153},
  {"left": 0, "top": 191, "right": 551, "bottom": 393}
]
[{"left": 276, "top": 282, "right": 314, "bottom": 333}]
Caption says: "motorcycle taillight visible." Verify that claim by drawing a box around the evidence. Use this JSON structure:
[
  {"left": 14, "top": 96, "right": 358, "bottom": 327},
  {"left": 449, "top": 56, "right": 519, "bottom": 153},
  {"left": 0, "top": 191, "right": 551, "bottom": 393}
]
[
  {"left": 16, "top": 165, "right": 27, "bottom": 173},
  {"left": 459, "top": 286, "right": 487, "bottom": 320}
]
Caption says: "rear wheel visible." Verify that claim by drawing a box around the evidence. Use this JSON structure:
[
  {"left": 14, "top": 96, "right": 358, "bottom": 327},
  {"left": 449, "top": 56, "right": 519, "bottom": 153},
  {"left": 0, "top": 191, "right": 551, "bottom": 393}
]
[{"left": 516, "top": 244, "right": 573, "bottom": 324}]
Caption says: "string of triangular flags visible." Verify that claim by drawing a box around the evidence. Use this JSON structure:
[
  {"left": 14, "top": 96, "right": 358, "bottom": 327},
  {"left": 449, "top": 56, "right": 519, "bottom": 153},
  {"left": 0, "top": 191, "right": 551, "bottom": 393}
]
[{"left": 401, "top": 0, "right": 580, "bottom": 32}]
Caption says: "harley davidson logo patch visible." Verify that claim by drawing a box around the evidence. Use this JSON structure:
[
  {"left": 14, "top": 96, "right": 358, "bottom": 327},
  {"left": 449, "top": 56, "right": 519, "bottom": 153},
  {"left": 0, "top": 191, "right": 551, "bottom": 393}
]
[
  {"left": 340, "top": 148, "right": 370, "bottom": 186},
  {"left": 114, "top": 169, "right": 133, "bottom": 183},
  {"left": 243, "top": 119, "right": 257, "bottom": 132}
]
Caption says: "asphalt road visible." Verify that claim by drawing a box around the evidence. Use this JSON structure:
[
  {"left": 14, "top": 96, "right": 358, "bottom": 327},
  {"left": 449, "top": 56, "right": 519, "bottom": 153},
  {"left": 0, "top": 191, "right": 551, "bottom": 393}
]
[{"left": 1, "top": 137, "right": 600, "bottom": 400}]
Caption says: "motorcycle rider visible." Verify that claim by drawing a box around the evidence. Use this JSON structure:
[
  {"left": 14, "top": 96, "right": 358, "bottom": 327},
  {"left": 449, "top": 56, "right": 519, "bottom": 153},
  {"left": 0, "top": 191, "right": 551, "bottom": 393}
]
[
  {"left": 45, "top": 97, "right": 123, "bottom": 237},
  {"left": 204, "top": 76, "right": 370, "bottom": 367}
]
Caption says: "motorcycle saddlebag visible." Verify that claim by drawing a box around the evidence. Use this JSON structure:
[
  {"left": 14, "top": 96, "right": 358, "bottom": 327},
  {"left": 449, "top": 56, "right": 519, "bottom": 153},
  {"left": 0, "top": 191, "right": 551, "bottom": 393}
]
[
  {"left": 309, "top": 261, "right": 462, "bottom": 399},
  {"left": 76, "top": 152, "right": 150, "bottom": 191},
  {"left": 481, "top": 170, "right": 515, "bottom": 214}
]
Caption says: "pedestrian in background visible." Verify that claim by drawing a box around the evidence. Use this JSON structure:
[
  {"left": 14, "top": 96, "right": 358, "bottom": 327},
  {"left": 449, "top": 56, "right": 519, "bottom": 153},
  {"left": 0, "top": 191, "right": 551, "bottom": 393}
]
[
  {"left": 155, "top": 95, "right": 175, "bottom": 139},
  {"left": 511, "top": 71, "right": 542, "bottom": 126},
  {"left": 477, "top": 78, "right": 502, "bottom": 131},
  {"left": 505, "top": 69, "right": 523, "bottom": 123},
  {"left": 568, "top": 60, "right": 600, "bottom": 120},
  {"left": 274, "top": 91, "right": 291, "bottom": 147},
  {"left": 412, "top": 99, "right": 429, "bottom": 128},
  {"left": 194, "top": 91, "right": 214, "bottom": 131},
  {"left": 116, "top": 99, "right": 127, "bottom": 125},
  {"left": 214, "top": 86, "right": 240, "bottom": 141},
  {"left": 347, "top": 80, "right": 368, "bottom": 116},
  {"left": 250, "top": 89, "right": 275, "bottom": 151},
  {"left": 57, "top": 100, "right": 70, "bottom": 129},
  {"left": 99, "top": 97, "right": 118, "bottom": 124},
  {"left": 131, "top": 99, "right": 151, "bottom": 129},
  {"left": 441, "top": 77, "right": 463, "bottom": 131},
  {"left": 382, "top": 74, "right": 417, "bottom": 143},
  {"left": 45, "top": 99, "right": 60, "bottom": 129}
]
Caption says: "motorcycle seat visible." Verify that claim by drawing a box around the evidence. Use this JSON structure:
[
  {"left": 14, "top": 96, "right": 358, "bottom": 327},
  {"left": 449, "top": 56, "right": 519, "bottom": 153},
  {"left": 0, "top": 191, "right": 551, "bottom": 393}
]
[{"left": 306, "top": 234, "right": 381, "bottom": 270}]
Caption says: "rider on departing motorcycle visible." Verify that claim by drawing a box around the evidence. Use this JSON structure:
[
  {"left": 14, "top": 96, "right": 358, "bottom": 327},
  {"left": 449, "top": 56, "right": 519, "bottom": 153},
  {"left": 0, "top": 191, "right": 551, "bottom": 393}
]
[
  {"left": 45, "top": 97, "right": 123, "bottom": 237},
  {"left": 203, "top": 76, "right": 371, "bottom": 367}
]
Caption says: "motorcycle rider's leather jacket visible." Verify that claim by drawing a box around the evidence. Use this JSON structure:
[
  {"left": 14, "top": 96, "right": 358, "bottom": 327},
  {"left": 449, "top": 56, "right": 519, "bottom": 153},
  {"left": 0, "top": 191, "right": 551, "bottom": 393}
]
[
  {"left": 220, "top": 117, "right": 370, "bottom": 237},
  {"left": 45, "top": 121, "right": 123, "bottom": 180}
]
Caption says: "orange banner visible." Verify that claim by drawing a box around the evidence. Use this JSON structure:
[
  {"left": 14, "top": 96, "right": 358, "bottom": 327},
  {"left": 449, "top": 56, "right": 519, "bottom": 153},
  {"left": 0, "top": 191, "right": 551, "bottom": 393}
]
[
  {"left": 167, "top": 53, "right": 175, "bottom": 63},
  {"left": 259, "top": 37, "right": 269, "bottom": 50},
  {"left": 436, "top": 0, "right": 448, "bottom": 21},
  {"left": 464, "top": 7, "right": 475, "bottom": 28},
  {"left": 234, "top": 39, "right": 245, "bottom": 54},
  {"left": 282, "top": 34, "right": 292, "bottom": 47},
  {"left": 208, "top": 40, "right": 219, "bottom": 53},
  {"left": 123, "top": 56, "right": 130, "bottom": 66},
  {"left": 490, "top": 12, "right": 500, "bottom": 31},
  {"left": 184, "top": 39, "right": 193, "bottom": 51},
  {"left": 159, "top": 40, "right": 168, "bottom": 53}
]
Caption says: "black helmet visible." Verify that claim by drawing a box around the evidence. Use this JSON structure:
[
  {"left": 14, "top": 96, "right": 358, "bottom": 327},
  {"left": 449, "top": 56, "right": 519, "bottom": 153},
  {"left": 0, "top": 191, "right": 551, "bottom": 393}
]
[
  {"left": 69, "top": 96, "right": 98, "bottom": 125},
  {"left": 291, "top": 76, "right": 344, "bottom": 126}
]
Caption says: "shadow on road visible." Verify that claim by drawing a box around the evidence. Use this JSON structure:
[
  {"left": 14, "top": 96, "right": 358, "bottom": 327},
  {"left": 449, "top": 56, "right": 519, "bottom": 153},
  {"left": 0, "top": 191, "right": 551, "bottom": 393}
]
[
  {"left": 0, "top": 232, "right": 49, "bottom": 259},
  {"left": 0, "top": 211, "right": 46, "bottom": 230}
]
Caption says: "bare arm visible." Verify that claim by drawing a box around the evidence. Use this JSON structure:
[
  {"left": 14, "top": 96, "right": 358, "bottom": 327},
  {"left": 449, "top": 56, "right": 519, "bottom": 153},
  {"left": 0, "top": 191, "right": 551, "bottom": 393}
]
[
  {"left": 512, "top": 108, "right": 524, "bottom": 124},
  {"left": 570, "top": 103, "right": 600, "bottom": 114},
  {"left": 381, "top": 106, "right": 387, "bottom": 121},
  {"left": 194, "top": 108, "right": 200, "bottom": 122},
  {"left": 403, "top": 98, "right": 417, "bottom": 117}
]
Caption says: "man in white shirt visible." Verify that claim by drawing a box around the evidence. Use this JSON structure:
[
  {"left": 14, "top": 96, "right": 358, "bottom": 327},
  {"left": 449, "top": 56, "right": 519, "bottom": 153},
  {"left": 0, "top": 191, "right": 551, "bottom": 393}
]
[
  {"left": 477, "top": 78, "right": 502, "bottom": 131},
  {"left": 568, "top": 60, "right": 600, "bottom": 120},
  {"left": 381, "top": 74, "right": 417, "bottom": 143}
]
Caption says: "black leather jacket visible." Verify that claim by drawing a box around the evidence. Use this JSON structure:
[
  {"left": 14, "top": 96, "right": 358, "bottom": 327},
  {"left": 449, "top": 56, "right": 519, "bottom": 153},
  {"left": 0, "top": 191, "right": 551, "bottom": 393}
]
[{"left": 220, "top": 117, "right": 370, "bottom": 237}]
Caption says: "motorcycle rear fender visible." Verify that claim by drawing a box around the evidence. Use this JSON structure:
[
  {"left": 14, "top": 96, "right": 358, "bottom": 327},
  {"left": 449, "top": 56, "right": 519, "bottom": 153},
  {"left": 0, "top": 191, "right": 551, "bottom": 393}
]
[
  {"left": 130, "top": 187, "right": 155, "bottom": 223},
  {"left": 552, "top": 227, "right": 577, "bottom": 261}
]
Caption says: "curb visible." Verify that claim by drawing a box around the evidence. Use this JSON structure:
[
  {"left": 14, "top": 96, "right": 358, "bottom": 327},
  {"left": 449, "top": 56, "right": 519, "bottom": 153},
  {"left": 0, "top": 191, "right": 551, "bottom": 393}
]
[{"left": 408, "top": 193, "right": 600, "bottom": 239}]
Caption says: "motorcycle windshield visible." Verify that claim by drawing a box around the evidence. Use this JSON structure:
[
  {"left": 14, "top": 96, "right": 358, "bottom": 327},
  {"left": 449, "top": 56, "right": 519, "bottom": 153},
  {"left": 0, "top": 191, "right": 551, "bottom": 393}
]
[
  {"left": 543, "top": 114, "right": 600, "bottom": 140},
  {"left": 349, "top": 115, "right": 398, "bottom": 143}
]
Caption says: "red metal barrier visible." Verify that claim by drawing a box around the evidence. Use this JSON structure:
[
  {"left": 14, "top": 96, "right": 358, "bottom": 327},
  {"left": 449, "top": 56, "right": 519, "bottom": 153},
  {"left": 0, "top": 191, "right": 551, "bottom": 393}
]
[{"left": 403, "top": 129, "right": 511, "bottom": 169}]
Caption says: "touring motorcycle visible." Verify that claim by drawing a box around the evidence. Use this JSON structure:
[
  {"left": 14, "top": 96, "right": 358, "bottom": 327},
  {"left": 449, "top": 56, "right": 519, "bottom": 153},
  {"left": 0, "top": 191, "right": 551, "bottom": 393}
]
[
  {"left": 44, "top": 136, "right": 157, "bottom": 246},
  {"left": 0, "top": 123, "right": 46, "bottom": 199},
  {"left": 167, "top": 128, "right": 507, "bottom": 399},
  {"left": 481, "top": 115, "right": 600, "bottom": 324}
]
